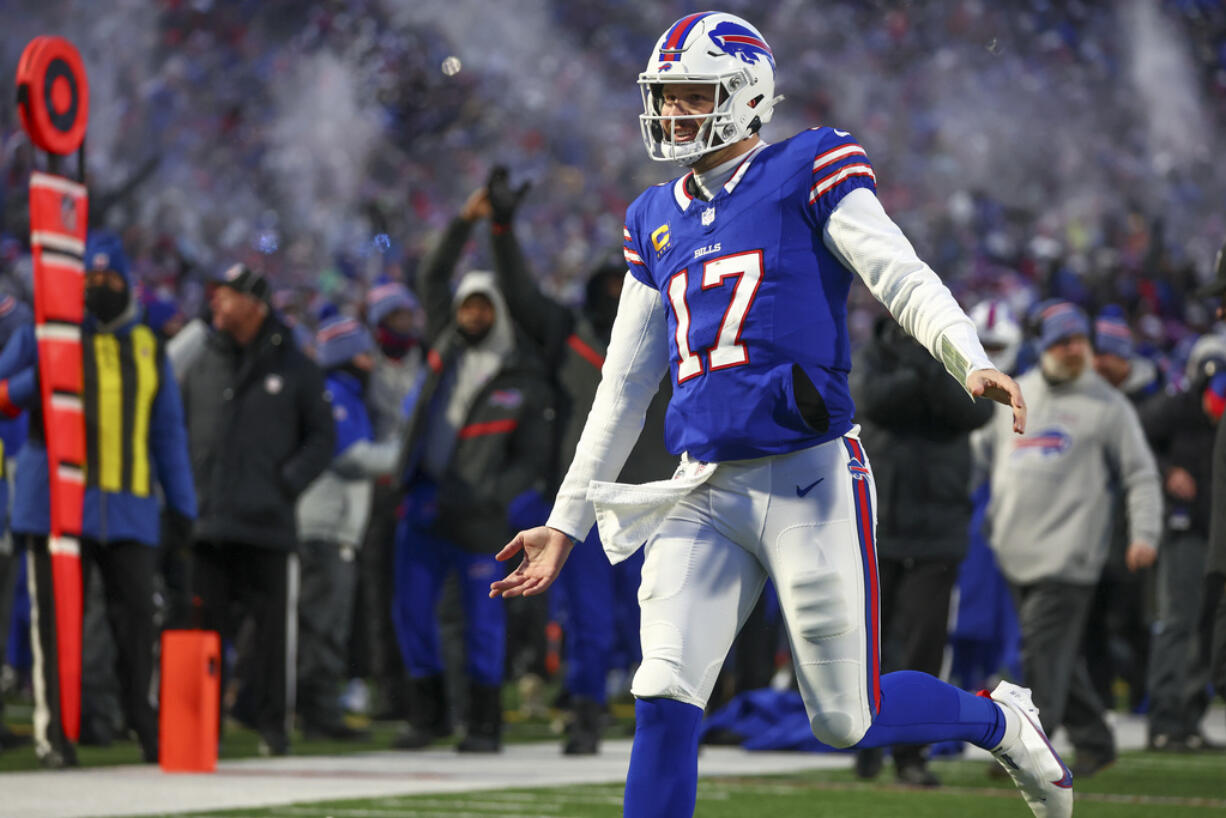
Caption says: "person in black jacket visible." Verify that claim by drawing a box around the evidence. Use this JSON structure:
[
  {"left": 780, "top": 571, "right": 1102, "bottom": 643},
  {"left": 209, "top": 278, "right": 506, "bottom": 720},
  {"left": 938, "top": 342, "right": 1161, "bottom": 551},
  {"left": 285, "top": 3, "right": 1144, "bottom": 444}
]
[
  {"left": 180, "top": 264, "right": 334, "bottom": 756},
  {"left": 1196, "top": 249, "right": 1226, "bottom": 715},
  {"left": 480, "top": 167, "right": 675, "bottom": 754},
  {"left": 850, "top": 316, "right": 994, "bottom": 786},
  {"left": 1209, "top": 372, "right": 1226, "bottom": 709},
  {"left": 1141, "top": 339, "right": 1226, "bottom": 751},
  {"left": 390, "top": 198, "right": 556, "bottom": 754}
]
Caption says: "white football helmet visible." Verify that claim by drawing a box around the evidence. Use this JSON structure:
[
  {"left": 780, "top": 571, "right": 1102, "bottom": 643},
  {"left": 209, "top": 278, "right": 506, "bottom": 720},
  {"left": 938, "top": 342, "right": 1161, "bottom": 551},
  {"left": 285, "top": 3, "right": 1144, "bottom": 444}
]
[
  {"left": 639, "top": 12, "right": 783, "bottom": 165},
  {"left": 970, "top": 299, "right": 1022, "bottom": 374}
]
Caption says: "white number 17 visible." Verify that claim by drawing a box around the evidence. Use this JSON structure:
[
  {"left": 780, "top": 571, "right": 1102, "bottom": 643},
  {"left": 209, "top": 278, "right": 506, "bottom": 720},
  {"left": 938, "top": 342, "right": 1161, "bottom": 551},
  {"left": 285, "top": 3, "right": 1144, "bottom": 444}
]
[{"left": 666, "top": 250, "right": 763, "bottom": 384}]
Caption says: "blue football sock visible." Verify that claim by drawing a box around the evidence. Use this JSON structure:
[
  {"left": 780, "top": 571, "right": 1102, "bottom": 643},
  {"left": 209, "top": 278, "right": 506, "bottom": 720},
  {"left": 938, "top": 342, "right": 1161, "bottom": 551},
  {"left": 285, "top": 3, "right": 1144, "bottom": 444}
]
[
  {"left": 624, "top": 697, "right": 704, "bottom": 817},
  {"left": 854, "top": 670, "right": 1006, "bottom": 750}
]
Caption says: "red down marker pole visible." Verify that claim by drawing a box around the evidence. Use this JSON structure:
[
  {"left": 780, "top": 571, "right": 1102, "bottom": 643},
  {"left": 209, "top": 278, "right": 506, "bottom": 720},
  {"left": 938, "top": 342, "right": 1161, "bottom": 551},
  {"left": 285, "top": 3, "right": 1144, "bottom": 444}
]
[{"left": 15, "top": 35, "right": 90, "bottom": 742}]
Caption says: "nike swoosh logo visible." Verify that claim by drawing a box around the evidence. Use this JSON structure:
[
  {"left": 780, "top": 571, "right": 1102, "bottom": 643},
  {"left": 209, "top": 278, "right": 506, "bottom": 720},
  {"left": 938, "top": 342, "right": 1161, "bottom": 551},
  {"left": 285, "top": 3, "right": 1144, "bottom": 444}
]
[
  {"left": 1019, "top": 708, "right": 1074, "bottom": 789},
  {"left": 795, "top": 478, "right": 824, "bottom": 497}
]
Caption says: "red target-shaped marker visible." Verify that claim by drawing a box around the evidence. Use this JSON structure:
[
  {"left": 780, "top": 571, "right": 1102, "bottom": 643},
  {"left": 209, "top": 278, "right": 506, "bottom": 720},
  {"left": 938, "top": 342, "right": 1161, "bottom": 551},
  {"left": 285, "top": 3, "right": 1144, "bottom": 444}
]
[{"left": 16, "top": 36, "right": 90, "bottom": 156}]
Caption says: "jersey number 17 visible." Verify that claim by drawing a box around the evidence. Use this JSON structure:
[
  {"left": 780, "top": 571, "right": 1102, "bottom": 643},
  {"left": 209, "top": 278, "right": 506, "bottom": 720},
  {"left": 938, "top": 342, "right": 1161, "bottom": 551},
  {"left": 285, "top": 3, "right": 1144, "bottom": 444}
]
[{"left": 666, "top": 249, "right": 763, "bottom": 384}]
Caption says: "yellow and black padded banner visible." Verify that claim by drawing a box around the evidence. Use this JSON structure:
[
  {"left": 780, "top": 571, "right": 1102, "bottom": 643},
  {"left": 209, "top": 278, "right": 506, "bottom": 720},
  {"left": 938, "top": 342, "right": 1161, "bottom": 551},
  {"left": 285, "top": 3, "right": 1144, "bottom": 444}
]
[{"left": 81, "top": 325, "right": 159, "bottom": 497}]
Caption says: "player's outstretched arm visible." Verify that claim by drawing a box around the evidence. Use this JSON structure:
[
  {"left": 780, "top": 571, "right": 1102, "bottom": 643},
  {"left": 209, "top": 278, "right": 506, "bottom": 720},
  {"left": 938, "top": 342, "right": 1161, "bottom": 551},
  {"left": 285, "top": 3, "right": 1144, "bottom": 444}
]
[
  {"left": 967, "top": 368, "right": 1027, "bottom": 434},
  {"left": 489, "top": 526, "right": 575, "bottom": 598}
]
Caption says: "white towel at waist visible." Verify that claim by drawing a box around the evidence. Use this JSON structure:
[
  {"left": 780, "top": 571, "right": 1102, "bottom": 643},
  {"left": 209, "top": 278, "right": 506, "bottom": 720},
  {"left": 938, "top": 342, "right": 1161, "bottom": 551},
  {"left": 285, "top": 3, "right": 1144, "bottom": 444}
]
[{"left": 586, "top": 457, "right": 718, "bottom": 564}]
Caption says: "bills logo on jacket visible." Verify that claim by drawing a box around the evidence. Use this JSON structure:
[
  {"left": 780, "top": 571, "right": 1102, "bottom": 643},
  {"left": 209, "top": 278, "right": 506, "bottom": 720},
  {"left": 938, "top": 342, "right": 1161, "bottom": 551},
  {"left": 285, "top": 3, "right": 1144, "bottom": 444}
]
[
  {"left": 489, "top": 388, "right": 523, "bottom": 410},
  {"left": 1012, "top": 427, "right": 1072, "bottom": 457}
]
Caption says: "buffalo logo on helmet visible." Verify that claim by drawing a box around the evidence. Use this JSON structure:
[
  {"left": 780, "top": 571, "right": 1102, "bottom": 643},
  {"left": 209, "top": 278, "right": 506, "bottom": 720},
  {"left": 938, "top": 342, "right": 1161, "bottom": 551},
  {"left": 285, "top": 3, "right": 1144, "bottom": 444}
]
[{"left": 707, "top": 21, "right": 774, "bottom": 68}]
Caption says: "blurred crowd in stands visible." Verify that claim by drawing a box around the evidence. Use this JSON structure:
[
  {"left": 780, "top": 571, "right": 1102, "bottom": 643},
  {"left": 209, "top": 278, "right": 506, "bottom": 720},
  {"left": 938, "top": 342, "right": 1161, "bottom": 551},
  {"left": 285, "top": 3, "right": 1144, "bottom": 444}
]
[
  {"left": 0, "top": 0, "right": 1224, "bottom": 365},
  {"left": 0, "top": 0, "right": 1225, "bottom": 771}
]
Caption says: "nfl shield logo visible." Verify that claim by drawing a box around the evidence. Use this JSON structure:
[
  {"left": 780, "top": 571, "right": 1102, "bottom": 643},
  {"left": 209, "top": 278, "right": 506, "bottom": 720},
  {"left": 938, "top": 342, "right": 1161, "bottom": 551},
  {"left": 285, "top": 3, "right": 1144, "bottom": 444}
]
[
  {"left": 60, "top": 195, "right": 78, "bottom": 232},
  {"left": 701, "top": 207, "right": 715, "bottom": 226}
]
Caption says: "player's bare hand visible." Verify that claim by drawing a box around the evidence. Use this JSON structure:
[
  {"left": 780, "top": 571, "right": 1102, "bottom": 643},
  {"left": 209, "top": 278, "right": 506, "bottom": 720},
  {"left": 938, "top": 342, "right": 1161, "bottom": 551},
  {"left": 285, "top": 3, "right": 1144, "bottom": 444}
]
[
  {"left": 1126, "top": 541, "right": 1157, "bottom": 573},
  {"left": 460, "top": 187, "right": 493, "bottom": 222},
  {"left": 489, "top": 526, "right": 575, "bottom": 598},
  {"left": 968, "top": 368, "right": 1027, "bottom": 434}
]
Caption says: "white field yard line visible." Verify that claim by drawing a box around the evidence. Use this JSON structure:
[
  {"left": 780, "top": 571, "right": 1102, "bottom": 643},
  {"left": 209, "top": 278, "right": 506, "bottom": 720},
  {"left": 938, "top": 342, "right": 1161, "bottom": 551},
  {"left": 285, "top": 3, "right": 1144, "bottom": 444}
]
[
  {"left": 10, "top": 711, "right": 1226, "bottom": 818},
  {"left": 6, "top": 741, "right": 845, "bottom": 818}
]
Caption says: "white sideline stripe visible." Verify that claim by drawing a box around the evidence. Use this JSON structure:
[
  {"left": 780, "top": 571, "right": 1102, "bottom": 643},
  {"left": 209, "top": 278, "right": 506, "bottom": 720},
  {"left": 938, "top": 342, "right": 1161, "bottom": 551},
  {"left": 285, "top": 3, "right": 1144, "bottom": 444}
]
[
  {"left": 6, "top": 714, "right": 1216, "bottom": 818},
  {"left": 284, "top": 553, "right": 300, "bottom": 736},
  {"left": 26, "top": 549, "right": 52, "bottom": 759},
  {"left": 30, "top": 171, "right": 87, "bottom": 198},
  {"left": 31, "top": 231, "right": 84, "bottom": 256},
  {"left": 279, "top": 808, "right": 560, "bottom": 817},
  {"left": 283, "top": 813, "right": 550, "bottom": 818}
]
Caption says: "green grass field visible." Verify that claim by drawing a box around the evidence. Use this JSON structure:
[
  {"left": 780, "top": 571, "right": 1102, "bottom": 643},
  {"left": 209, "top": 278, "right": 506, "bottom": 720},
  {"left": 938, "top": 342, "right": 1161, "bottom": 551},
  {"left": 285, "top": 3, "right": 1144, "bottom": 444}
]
[{"left": 88, "top": 750, "right": 1226, "bottom": 818}]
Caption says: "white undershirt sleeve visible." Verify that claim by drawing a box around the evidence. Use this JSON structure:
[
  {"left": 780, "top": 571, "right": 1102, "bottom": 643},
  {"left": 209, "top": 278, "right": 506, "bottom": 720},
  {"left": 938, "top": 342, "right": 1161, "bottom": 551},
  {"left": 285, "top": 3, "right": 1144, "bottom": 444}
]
[
  {"left": 545, "top": 272, "right": 671, "bottom": 541},
  {"left": 823, "top": 187, "right": 994, "bottom": 390}
]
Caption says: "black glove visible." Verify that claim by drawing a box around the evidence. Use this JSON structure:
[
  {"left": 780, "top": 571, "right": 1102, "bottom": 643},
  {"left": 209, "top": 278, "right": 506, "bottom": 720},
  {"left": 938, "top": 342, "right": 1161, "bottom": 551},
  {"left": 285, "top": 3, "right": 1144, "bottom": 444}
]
[
  {"left": 487, "top": 165, "right": 531, "bottom": 225},
  {"left": 162, "top": 509, "right": 195, "bottom": 550}
]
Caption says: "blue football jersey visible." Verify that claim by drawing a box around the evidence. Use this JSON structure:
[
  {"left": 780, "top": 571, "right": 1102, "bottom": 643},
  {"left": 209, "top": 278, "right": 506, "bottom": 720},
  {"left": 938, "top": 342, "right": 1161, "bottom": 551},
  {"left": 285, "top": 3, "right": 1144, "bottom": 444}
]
[{"left": 623, "top": 127, "right": 877, "bottom": 462}]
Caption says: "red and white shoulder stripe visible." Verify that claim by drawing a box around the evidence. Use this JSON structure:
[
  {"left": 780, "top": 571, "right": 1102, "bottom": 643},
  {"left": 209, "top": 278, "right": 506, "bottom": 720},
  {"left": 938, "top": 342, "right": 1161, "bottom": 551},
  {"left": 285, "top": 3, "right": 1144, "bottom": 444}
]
[
  {"left": 809, "top": 141, "right": 875, "bottom": 205},
  {"left": 623, "top": 225, "right": 645, "bottom": 266}
]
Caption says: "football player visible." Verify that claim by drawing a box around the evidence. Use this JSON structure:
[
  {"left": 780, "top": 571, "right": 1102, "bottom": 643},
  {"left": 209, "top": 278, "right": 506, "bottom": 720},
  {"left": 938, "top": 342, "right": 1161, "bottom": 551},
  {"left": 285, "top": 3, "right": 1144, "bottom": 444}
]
[{"left": 491, "top": 12, "right": 1070, "bottom": 818}]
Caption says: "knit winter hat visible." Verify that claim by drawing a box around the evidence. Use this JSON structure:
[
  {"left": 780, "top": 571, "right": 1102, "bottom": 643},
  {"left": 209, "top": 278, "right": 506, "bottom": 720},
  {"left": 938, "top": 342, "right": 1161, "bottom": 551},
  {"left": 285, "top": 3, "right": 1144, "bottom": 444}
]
[
  {"left": 85, "top": 230, "right": 131, "bottom": 285},
  {"left": 366, "top": 282, "right": 418, "bottom": 327},
  {"left": 1094, "top": 315, "right": 1133, "bottom": 360},
  {"left": 1038, "top": 301, "right": 1090, "bottom": 350},
  {"left": 315, "top": 315, "right": 374, "bottom": 369}
]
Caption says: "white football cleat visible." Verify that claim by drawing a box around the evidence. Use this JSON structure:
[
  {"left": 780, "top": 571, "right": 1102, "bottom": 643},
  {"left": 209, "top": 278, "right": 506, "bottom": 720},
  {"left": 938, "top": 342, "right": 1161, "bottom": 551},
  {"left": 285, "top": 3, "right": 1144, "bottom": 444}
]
[{"left": 987, "top": 680, "right": 1074, "bottom": 817}]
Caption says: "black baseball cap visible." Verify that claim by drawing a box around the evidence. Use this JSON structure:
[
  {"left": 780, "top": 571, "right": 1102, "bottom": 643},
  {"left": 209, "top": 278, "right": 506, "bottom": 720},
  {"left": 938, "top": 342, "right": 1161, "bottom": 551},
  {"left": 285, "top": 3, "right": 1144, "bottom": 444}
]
[
  {"left": 214, "top": 262, "right": 270, "bottom": 301},
  {"left": 1193, "top": 240, "right": 1226, "bottom": 299}
]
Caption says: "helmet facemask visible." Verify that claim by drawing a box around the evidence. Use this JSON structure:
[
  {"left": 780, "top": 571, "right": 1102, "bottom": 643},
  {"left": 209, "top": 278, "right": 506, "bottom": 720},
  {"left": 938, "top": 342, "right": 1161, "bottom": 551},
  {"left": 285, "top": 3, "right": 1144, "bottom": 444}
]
[
  {"left": 639, "top": 70, "right": 771, "bottom": 166},
  {"left": 640, "top": 74, "right": 758, "bottom": 165}
]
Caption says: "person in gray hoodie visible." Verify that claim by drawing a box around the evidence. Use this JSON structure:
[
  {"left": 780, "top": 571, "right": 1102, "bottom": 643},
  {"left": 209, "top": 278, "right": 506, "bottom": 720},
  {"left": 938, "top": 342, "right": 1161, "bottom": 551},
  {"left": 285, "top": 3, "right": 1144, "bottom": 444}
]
[
  {"left": 972, "top": 301, "right": 1161, "bottom": 779},
  {"left": 353, "top": 283, "right": 425, "bottom": 722},
  {"left": 295, "top": 315, "right": 397, "bottom": 740}
]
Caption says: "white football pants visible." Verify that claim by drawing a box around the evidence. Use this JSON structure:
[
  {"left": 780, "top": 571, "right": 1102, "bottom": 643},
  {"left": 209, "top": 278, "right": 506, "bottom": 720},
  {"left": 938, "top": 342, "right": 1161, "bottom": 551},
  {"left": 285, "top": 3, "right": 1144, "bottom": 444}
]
[{"left": 630, "top": 432, "right": 881, "bottom": 748}]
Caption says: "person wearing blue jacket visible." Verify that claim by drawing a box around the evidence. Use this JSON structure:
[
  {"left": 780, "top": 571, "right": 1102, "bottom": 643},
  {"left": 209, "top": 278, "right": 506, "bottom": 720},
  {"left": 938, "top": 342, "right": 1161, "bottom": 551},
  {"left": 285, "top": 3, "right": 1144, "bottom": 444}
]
[
  {"left": 295, "top": 316, "right": 395, "bottom": 739},
  {"left": 0, "top": 293, "right": 32, "bottom": 753},
  {"left": 0, "top": 231, "right": 196, "bottom": 767}
]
